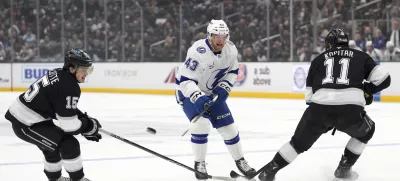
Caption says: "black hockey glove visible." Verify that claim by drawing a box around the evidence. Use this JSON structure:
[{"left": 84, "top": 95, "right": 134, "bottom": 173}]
[
  {"left": 80, "top": 113, "right": 102, "bottom": 142},
  {"left": 363, "top": 83, "right": 374, "bottom": 105}
]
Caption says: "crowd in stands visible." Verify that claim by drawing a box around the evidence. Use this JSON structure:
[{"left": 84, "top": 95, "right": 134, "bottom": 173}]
[{"left": 0, "top": 0, "right": 399, "bottom": 62}]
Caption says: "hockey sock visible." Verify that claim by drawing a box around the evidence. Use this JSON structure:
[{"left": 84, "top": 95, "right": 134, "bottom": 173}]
[
  {"left": 277, "top": 142, "right": 299, "bottom": 165},
  {"left": 63, "top": 155, "right": 84, "bottom": 180},
  {"left": 271, "top": 152, "right": 290, "bottom": 171},
  {"left": 224, "top": 134, "right": 243, "bottom": 160},
  {"left": 42, "top": 150, "right": 62, "bottom": 180},
  {"left": 343, "top": 138, "right": 366, "bottom": 165},
  {"left": 217, "top": 124, "right": 243, "bottom": 160},
  {"left": 191, "top": 134, "right": 208, "bottom": 162},
  {"left": 43, "top": 159, "right": 62, "bottom": 180}
]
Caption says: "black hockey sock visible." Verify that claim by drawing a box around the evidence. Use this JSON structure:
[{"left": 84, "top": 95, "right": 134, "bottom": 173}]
[
  {"left": 343, "top": 148, "right": 360, "bottom": 166},
  {"left": 275, "top": 152, "right": 290, "bottom": 168},
  {"left": 269, "top": 152, "right": 290, "bottom": 172},
  {"left": 44, "top": 170, "right": 62, "bottom": 180},
  {"left": 67, "top": 168, "right": 84, "bottom": 180}
]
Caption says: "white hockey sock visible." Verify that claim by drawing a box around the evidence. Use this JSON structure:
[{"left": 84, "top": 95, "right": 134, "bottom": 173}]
[
  {"left": 346, "top": 138, "right": 366, "bottom": 155},
  {"left": 218, "top": 124, "right": 243, "bottom": 160},
  {"left": 191, "top": 134, "right": 208, "bottom": 162},
  {"left": 43, "top": 159, "right": 62, "bottom": 173},
  {"left": 63, "top": 155, "right": 83, "bottom": 173},
  {"left": 225, "top": 140, "right": 244, "bottom": 160},
  {"left": 278, "top": 142, "right": 299, "bottom": 163}
]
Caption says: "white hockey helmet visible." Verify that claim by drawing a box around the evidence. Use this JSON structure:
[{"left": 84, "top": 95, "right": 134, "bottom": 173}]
[{"left": 207, "top": 19, "right": 229, "bottom": 41}]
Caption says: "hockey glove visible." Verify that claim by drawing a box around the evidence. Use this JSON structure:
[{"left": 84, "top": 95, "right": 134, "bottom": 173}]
[
  {"left": 80, "top": 113, "right": 102, "bottom": 142},
  {"left": 190, "top": 91, "right": 215, "bottom": 114},
  {"left": 212, "top": 81, "right": 232, "bottom": 104},
  {"left": 363, "top": 83, "right": 374, "bottom": 105}
]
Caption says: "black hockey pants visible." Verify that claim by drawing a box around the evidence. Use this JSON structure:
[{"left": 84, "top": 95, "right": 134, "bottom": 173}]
[{"left": 5, "top": 111, "right": 84, "bottom": 180}]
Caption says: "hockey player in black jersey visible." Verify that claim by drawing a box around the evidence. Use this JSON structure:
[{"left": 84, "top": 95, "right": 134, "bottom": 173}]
[
  {"left": 256, "top": 29, "right": 391, "bottom": 181},
  {"left": 5, "top": 49, "right": 102, "bottom": 181}
]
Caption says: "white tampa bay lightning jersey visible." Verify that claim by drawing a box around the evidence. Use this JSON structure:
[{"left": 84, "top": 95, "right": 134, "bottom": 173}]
[{"left": 176, "top": 39, "right": 239, "bottom": 98}]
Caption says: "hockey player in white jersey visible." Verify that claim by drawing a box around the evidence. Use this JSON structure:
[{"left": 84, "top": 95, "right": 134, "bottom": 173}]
[{"left": 175, "top": 19, "right": 256, "bottom": 180}]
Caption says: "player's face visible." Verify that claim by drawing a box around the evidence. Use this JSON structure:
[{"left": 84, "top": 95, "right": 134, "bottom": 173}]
[
  {"left": 70, "top": 66, "right": 93, "bottom": 83},
  {"left": 210, "top": 34, "right": 228, "bottom": 52}
]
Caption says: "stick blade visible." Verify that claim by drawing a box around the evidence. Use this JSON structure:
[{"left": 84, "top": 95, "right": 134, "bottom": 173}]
[{"left": 229, "top": 171, "right": 255, "bottom": 181}]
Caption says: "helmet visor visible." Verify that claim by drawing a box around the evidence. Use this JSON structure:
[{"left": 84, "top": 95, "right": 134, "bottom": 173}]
[{"left": 76, "top": 65, "right": 94, "bottom": 75}]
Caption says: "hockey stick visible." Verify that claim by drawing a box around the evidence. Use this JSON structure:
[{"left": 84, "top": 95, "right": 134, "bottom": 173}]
[
  {"left": 229, "top": 164, "right": 268, "bottom": 180},
  {"left": 181, "top": 95, "right": 219, "bottom": 136},
  {"left": 99, "top": 128, "right": 234, "bottom": 181}
]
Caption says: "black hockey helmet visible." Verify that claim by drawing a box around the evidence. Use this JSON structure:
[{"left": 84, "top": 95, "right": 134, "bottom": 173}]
[
  {"left": 63, "top": 49, "right": 92, "bottom": 70},
  {"left": 325, "top": 28, "right": 349, "bottom": 50}
]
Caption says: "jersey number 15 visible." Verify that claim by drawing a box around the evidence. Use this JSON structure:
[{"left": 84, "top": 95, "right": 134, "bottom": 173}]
[
  {"left": 23, "top": 75, "right": 50, "bottom": 102},
  {"left": 322, "top": 57, "right": 350, "bottom": 85},
  {"left": 23, "top": 75, "right": 79, "bottom": 109}
]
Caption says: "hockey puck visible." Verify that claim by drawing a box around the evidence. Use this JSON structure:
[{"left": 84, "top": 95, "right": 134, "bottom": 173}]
[{"left": 146, "top": 127, "right": 157, "bottom": 135}]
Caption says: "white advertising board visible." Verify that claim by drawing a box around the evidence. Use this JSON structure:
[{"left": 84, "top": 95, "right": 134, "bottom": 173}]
[
  {"left": 12, "top": 63, "right": 62, "bottom": 88},
  {"left": 232, "top": 63, "right": 293, "bottom": 92},
  {"left": 380, "top": 62, "right": 400, "bottom": 95},
  {"left": 292, "top": 63, "right": 310, "bottom": 93},
  {"left": 4, "top": 62, "right": 400, "bottom": 100},
  {"left": 11, "top": 63, "right": 181, "bottom": 90},
  {"left": 81, "top": 63, "right": 181, "bottom": 89},
  {"left": 0, "top": 63, "right": 11, "bottom": 88}
]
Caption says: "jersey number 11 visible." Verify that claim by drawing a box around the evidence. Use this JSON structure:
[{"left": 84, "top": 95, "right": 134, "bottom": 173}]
[{"left": 322, "top": 57, "right": 350, "bottom": 85}]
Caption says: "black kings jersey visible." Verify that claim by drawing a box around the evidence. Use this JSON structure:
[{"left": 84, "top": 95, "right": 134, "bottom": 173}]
[
  {"left": 8, "top": 68, "right": 83, "bottom": 133},
  {"left": 306, "top": 47, "right": 390, "bottom": 107}
]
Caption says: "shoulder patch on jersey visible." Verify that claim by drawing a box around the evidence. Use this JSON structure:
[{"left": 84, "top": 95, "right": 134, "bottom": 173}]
[
  {"left": 197, "top": 46, "right": 206, "bottom": 54},
  {"left": 228, "top": 41, "right": 234, "bottom": 45}
]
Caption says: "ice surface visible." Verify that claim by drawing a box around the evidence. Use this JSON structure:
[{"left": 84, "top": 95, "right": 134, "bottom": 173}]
[{"left": 0, "top": 92, "right": 399, "bottom": 181}]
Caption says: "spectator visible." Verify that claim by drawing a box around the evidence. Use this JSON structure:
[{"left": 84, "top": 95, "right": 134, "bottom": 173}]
[
  {"left": 354, "top": 32, "right": 366, "bottom": 51},
  {"left": 365, "top": 41, "right": 383, "bottom": 61},
  {"left": 349, "top": 40, "right": 363, "bottom": 51},
  {"left": 389, "top": 19, "right": 400, "bottom": 48},
  {"left": 16, "top": 42, "right": 34, "bottom": 62},
  {"left": 383, "top": 41, "right": 400, "bottom": 61},
  {"left": 242, "top": 47, "right": 257, "bottom": 62},
  {"left": 373, "top": 28, "right": 386, "bottom": 50},
  {"left": 257, "top": 48, "right": 267, "bottom": 62},
  {"left": 0, "top": 42, "right": 6, "bottom": 61},
  {"left": 68, "top": 34, "right": 83, "bottom": 50},
  {"left": 22, "top": 28, "right": 36, "bottom": 47}
]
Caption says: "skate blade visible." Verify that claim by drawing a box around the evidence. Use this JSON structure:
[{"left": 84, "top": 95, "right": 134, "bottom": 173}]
[{"left": 333, "top": 171, "right": 359, "bottom": 181}]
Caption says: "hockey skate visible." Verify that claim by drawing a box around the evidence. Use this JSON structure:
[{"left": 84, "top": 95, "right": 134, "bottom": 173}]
[
  {"left": 49, "top": 176, "right": 71, "bottom": 181},
  {"left": 235, "top": 157, "right": 256, "bottom": 178},
  {"left": 75, "top": 178, "right": 92, "bottom": 181},
  {"left": 258, "top": 161, "right": 280, "bottom": 181},
  {"left": 194, "top": 161, "right": 208, "bottom": 180},
  {"left": 333, "top": 155, "right": 359, "bottom": 181}
]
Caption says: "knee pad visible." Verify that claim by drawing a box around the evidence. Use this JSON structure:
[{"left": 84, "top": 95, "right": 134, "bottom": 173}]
[
  {"left": 357, "top": 123, "right": 375, "bottom": 143},
  {"left": 344, "top": 113, "right": 375, "bottom": 140},
  {"left": 191, "top": 117, "right": 211, "bottom": 144},
  {"left": 59, "top": 135, "right": 81, "bottom": 159},
  {"left": 217, "top": 123, "right": 240, "bottom": 145}
]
